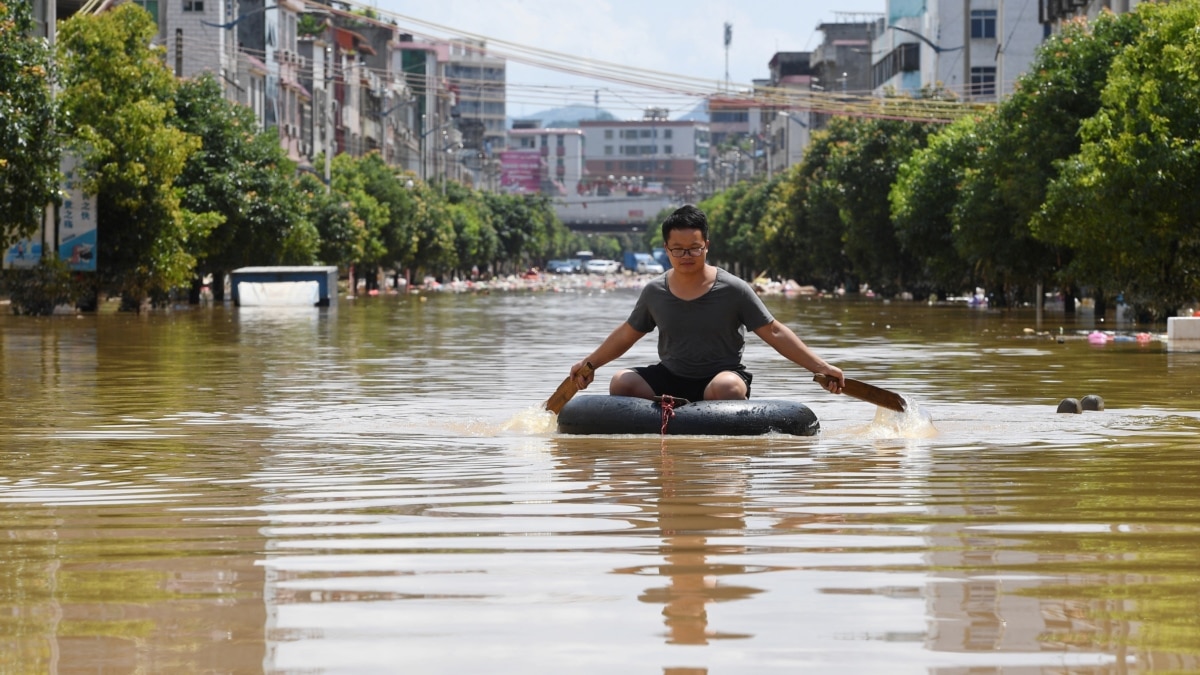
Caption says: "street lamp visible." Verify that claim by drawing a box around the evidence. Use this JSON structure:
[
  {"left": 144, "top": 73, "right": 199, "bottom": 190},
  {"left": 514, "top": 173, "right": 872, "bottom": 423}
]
[
  {"left": 418, "top": 114, "right": 460, "bottom": 183},
  {"left": 776, "top": 111, "right": 809, "bottom": 172},
  {"left": 379, "top": 95, "right": 415, "bottom": 166}
]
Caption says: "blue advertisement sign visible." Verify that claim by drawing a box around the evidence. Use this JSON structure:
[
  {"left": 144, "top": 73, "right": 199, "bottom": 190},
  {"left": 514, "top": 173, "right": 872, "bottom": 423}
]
[{"left": 58, "top": 154, "right": 97, "bottom": 272}]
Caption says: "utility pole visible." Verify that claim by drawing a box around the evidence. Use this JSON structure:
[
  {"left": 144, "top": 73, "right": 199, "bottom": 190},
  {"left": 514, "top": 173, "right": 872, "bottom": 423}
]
[
  {"left": 324, "top": 43, "right": 333, "bottom": 193},
  {"left": 723, "top": 22, "right": 732, "bottom": 91},
  {"left": 997, "top": 0, "right": 1005, "bottom": 98},
  {"left": 963, "top": 0, "right": 971, "bottom": 101}
]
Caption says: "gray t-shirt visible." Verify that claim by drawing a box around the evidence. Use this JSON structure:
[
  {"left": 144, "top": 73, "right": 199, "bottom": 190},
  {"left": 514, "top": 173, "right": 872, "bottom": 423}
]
[{"left": 626, "top": 268, "right": 774, "bottom": 379}]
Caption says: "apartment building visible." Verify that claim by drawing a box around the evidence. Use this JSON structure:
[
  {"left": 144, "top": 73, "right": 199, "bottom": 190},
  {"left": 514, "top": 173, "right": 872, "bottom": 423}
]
[
  {"left": 578, "top": 115, "right": 710, "bottom": 198},
  {"left": 501, "top": 127, "right": 584, "bottom": 195},
  {"left": 758, "top": 52, "right": 813, "bottom": 178},
  {"left": 445, "top": 39, "right": 507, "bottom": 154},
  {"left": 755, "top": 19, "right": 877, "bottom": 176},
  {"left": 873, "top": 0, "right": 1046, "bottom": 101}
]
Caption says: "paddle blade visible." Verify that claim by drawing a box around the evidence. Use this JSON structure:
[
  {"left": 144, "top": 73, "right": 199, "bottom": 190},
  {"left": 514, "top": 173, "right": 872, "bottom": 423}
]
[
  {"left": 545, "top": 362, "right": 595, "bottom": 414},
  {"left": 814, "top": 373, "right": 907, "bottom": 413}
]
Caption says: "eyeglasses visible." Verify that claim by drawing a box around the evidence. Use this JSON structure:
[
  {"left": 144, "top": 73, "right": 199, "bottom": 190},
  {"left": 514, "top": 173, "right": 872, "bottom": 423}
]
[{"left": 667, "top": 246, "right": 706, "bottom": 258}]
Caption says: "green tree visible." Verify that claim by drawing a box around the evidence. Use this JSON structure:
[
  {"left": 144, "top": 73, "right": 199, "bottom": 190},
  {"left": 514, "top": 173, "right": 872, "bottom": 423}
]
[
  {"left": 0, "top": 0, "right": 59, "bottom": 250},
  {"left": 332, "top": 152, "right": 418, "bottom": 285},
  {"left": 828, "top": 118, "right": 932, "bottom": 295},
  {"left": 484, "top": 192, "right": 559, "bottom": 274},
  {"left": 328, "top": 153, "right": 388, "bottom": 286},
  {"left": 299, "top": 171, "right": 367, "bottom": 270},
  {"left": 57, "top": 4, "right": 203, "bottom": 308},
  {"left": 959, "top": 11, "right": 1146, "bottom": 308},
  {"left": 1036, "top": 2, "right": 1200, "bottom": 320},
  {"left": 442, "top": 180, "right": 499, "bottom": 276},
  {"left": 403, "top": 180, "right": 458, "bottom": 278},
  {"left": 890, "top": 114, "right": 979, "bottom": 298},
  {"left": 174, "top": 74, "right": 317, "bottom": 300},
  {"left": 703, "top": 176, "right": 778, "bottom": 277},
  {"left": 759, "top": 132, "right": 849, "bottom": 291}
]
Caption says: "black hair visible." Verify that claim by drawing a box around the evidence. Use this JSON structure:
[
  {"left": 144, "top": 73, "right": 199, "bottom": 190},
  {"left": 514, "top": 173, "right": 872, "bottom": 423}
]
[{"left": 661, "top": 204, "right": 708, "bottom": 243}]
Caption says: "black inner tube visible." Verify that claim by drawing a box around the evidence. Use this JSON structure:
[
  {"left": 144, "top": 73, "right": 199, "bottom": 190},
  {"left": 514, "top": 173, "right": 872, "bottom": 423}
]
[{"left": 557, "top": 395, "right": 820, "bottom": 436}]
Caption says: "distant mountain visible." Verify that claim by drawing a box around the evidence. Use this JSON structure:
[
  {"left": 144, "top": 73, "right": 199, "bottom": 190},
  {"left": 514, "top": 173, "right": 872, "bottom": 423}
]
[
  {"left": 675, "top": 100, "right": 709, "bottom": 122},
  {"left": 508, "top": 105, "right": 618, "bottom": 129},
  {"left": 508, "top": 100, "right": 710, "bottom": 128}
]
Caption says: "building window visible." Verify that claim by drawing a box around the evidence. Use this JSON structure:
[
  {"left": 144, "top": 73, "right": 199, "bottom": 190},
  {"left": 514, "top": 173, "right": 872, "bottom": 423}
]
[
  {"left": 135, "top": 0, "right": 159, "bottom": 21},
  {"left": 871, "top": 41, "right": 919, "bottom": 89},
  {"left": 664, "top": 129, "right": 673, "bottom": 139},
  {"left": 604, "top": 146, "right": 613, "bottom": 155},
  {"left": 664, "top": 145, "right": 673, "bottom": 155},
  {"left": 183, "top": 0, "right": 203, "bottom": 11},
  {"left": 711, "top": 110, "right": 748, "bottom": 123},
  {"left": 970, "top": 66, "right": 996, "bottom": 96},
  {"left": 971, "top": 10, "right": 997, "bottom": 39},
  {"left": 604, "top": 130, "right": 613, "bottom": 139}
]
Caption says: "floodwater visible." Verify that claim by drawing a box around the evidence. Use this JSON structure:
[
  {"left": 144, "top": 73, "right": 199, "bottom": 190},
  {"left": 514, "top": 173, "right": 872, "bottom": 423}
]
[{"left": 2, "top": 285, "right": 1199, "bottom": 674}]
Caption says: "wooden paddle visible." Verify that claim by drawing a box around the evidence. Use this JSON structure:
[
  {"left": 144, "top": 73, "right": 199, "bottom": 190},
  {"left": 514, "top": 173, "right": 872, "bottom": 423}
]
[
  {"left": 545, "top": 361, "right": 595, "bottom": 414},
  {"left": 814, "top": 373, "right": 907, "bottom": 413}
]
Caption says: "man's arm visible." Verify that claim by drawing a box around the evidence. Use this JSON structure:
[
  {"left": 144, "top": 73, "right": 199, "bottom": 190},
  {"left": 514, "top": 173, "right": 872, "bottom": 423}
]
[
  {"left": 753, "top": 320, "right": 845, "bottom": 393},
  {"left": 571, "top": 322, "right": 648, "bottom": 388}
]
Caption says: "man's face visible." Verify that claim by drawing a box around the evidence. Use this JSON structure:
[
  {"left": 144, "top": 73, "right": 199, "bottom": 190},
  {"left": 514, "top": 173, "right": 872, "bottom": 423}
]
[{"left": 664, "top": 228, "right": 708, "bottom": 272}]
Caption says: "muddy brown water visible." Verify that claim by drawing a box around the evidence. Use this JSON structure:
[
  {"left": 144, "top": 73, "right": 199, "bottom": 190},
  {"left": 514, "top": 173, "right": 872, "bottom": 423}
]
[{"left": 2, "top": 288, "right": 1199, "bottom": 673}]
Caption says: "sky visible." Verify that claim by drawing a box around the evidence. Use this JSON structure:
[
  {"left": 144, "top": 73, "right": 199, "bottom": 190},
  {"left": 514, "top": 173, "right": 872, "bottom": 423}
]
[{"left": 371, "top": 0, "right": 888, "bottom": 119}]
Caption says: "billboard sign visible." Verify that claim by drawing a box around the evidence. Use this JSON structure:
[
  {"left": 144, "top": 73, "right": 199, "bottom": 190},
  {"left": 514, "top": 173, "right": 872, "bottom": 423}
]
[
  {"left": 58, "top": 154, "right": 97, "bottom": 271},
  {"left": 3, "top": 230, "right": 43, "bottom": 270},
  {"left": 499, "top": 151, "right": 542, "bottom": 194}
]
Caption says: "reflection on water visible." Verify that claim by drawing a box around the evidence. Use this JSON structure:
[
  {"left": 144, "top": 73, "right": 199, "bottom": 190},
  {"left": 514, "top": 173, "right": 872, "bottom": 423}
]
[{"left": 2, "top": 293, "right": 1200, "bottom": 673}]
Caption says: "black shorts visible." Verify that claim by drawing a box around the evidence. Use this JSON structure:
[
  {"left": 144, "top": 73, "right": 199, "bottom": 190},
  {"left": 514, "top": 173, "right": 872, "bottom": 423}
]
[{"left": 632, "top": 363, "right": 753, "bottom": 402}]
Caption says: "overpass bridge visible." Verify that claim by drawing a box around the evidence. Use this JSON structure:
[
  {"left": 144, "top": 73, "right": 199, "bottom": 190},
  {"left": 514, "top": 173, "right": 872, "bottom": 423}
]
[{"left": 553, "top": 195, "right": 676, "bottom": 234}]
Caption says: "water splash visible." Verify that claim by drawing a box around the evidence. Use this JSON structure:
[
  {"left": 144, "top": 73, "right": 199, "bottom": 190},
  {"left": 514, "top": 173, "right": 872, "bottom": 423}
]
[
  {"left": 869, "top": 396, "right": 937, "bottom": 439},
  {"left": 499, "top": 406, "right": 559, "bottom": 435},
  {"left": 845, "top": 397, "right": 938, "bottom": 440}
]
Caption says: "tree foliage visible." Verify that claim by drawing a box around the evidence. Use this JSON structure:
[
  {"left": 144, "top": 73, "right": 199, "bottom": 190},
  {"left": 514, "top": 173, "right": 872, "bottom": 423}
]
[
  {"left": 1036, "top": 2, "right": 1200, "bottom": 319},
  {"left": 832, "top": 118, "right": 932, "bottom": 294},
  {"left": 705, "top": 176, "right": 778, "bottom": 277},
  {"left": 891, "top": 115, "right": 978, "bottom": 296},
  {"left": 174, "top": 74, "right": 317, "bottom": 281},
  {"left": 0, "top": 0, "right": 59, "bottom": 249},
  {"left": 57, "top": 4, "right": 203, "bottom": 307}
]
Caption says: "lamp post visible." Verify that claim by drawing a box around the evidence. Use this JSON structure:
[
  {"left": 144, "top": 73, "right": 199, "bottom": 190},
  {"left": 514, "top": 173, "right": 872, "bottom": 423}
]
[
  {"left": 416, "top": 114, "right": 462, "bottom": 187},
  {"left": 379, "top": 95, "right": 415, "bottom": 167},
  {"left": 776, "top": 111, "right": 809, "bottom": 172}
]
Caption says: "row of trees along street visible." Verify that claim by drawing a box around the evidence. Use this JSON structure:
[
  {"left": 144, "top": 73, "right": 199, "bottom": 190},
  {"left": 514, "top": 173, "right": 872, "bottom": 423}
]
[
  {"left": 3, "top": 2, "right": 1199, "bottom": 319},
  {"left": 696, "top": 3, "right": 1200, "bottom": 322},
  {"left": 2, "top": 3, "right": 612, "bottom": 314}
]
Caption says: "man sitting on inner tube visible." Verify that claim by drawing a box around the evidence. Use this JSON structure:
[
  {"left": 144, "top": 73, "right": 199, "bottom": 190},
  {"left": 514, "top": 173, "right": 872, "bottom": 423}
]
[{"left": 567, "top": 204, "right": 845, "bottom": 403}]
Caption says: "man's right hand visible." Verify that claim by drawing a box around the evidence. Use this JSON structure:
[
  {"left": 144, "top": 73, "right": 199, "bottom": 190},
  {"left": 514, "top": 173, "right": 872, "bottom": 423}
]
[{"left": 570, "top": 361, "right": 596, "bottom": 389}]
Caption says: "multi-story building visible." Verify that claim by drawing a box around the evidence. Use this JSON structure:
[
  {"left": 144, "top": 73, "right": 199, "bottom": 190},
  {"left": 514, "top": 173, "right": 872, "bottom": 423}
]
[
  {"left": 235, "top": 0, "right": 308, "bottom": 164},
  {"left": 579, "top": 114, "right": 710, "bottom": 198},
  {"left": 760, "top": 52, "right": 816, "bottom": 177},
  {"left": 809, "top": 18, "right": 877, "bottom": 126},
  {"left": 159, "top": 0, "right": 239, "bottom": 98},
  {"left": 297, "top": 8, "right": 334, "bottom": 178},
  {"left": 502, "top": 126, "right": 584, "bottom": 196},
  {"left": 395, "top": 36, "right": 463, "bottom": 184},
  {"left": 758, "top": 17, "right": 877, "bottom": 176},
  {"left": 873, "top": 0, "right": 1046, "bottom": 101},
  {"left": 445, "top": 38, "right": 507, "bottom": 154}
]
